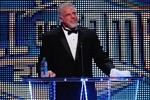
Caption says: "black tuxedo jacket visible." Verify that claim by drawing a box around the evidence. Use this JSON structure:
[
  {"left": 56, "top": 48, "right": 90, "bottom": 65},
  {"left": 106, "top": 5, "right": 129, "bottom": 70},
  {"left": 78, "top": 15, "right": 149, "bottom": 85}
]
[{"left": 37, "top": 26, "right": 115, "bottom": 77}]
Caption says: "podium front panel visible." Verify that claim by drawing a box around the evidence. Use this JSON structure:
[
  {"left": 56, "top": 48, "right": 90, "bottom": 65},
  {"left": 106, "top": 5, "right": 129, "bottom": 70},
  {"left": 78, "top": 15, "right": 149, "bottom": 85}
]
[{"left": 23, "top": 77, "right": 143, "bottom": 100}]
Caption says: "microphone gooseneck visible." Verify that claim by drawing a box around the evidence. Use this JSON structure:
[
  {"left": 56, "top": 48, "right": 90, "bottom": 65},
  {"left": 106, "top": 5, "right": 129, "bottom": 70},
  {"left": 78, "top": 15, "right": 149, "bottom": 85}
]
[{"left": 80, "top": 41, "right": 84, "bottom": 77}]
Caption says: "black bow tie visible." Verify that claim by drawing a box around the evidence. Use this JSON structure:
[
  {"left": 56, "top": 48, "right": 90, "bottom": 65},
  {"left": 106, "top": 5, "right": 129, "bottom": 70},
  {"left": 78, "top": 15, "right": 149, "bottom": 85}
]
[
  {"left": 63, "top": 27, "right": 78, "bottom": 35},
  {"left": 67, "top": 29, "right": 78, "bottom": 35}
]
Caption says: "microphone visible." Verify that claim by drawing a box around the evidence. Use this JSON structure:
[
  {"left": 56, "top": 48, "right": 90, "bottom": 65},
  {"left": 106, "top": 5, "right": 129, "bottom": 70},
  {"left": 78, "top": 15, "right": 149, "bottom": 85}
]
[{"left": 80, "top": 41, "right": 84, "bottom": 77}]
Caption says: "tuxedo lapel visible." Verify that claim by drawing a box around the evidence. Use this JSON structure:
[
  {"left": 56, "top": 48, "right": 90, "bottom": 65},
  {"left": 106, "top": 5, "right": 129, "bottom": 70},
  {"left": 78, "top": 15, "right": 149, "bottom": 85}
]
[
  {"left": 58, "top": 27, "right": 84, "bottom": 61},
  {"left": 58, "top": 27, "right": 74, "bottom": 60}
]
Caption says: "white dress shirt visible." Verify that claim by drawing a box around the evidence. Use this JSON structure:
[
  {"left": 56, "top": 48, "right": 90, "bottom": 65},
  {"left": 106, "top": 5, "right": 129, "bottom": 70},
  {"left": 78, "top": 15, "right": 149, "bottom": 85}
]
[{"left": 62, "top": 27, "right": 78, "bottom": 60}]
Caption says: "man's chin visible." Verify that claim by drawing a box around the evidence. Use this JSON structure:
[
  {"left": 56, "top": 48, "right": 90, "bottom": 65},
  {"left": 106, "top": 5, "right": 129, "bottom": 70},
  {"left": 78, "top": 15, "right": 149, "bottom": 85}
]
[{"left": 70, "top": 24, "right": 78, "bottom": 29}]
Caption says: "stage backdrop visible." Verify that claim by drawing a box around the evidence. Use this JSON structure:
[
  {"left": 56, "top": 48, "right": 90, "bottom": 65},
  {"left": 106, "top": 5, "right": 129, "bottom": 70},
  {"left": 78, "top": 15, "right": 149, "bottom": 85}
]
[{"left": 0, "top": 0, "right": 149, "bottom": 99}]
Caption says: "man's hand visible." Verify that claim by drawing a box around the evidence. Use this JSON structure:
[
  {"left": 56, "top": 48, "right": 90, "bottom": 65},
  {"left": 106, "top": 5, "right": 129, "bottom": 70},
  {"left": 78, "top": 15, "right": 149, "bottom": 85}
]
[{"left": 48, "top": 70, "right": 56, "bottom": 77}]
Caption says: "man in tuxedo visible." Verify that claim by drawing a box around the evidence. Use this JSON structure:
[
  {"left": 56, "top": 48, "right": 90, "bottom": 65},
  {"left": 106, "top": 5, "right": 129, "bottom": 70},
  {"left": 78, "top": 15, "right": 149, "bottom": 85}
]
[{"left": 37, "top": 2, "right": 131, "bottom": 100}]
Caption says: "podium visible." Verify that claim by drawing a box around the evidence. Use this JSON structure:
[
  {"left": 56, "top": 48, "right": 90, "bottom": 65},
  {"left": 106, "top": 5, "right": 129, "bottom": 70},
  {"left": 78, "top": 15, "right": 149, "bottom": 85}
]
[{"left": 23, "top": 77, "right": 143, "bottom": 100}]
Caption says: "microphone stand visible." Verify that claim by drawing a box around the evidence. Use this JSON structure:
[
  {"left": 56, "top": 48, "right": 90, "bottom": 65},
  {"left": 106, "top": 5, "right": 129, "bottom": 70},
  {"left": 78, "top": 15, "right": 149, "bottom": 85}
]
[
  {"left": 80, "top": 41, "right": 84, "bottom": 77},
  {"left": 80, "top": 41, "right": 88, "bottom": 100}
]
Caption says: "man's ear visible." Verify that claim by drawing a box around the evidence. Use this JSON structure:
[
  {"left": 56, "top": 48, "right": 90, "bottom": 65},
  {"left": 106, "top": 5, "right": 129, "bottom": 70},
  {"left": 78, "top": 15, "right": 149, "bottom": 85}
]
[{"left": 59, "top": 16, "right": 63, "bottom": 22}]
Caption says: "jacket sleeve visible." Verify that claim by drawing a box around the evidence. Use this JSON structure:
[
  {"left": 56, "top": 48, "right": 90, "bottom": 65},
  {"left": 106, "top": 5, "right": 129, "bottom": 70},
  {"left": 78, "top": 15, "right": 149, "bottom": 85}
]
[{"left": 91, "top": 32, "right": 115, "bottom": 76}]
